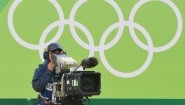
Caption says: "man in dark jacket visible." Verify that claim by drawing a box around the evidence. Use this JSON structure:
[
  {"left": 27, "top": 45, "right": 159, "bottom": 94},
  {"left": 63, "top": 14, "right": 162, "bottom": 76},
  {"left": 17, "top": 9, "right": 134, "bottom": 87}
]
[{"left": 32, "top": 42, "right": 64, "bottom": 105}]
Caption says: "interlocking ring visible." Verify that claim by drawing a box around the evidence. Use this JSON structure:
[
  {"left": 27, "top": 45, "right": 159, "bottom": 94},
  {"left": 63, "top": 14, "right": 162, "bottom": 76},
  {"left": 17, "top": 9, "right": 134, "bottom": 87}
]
[{"left": 8, "top": 0, "right": 183, "bottom": 78}]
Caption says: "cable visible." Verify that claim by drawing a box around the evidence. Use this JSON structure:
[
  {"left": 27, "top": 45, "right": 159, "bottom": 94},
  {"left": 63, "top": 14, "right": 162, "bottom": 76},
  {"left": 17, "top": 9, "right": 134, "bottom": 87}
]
[{"left": 85, "top": 96, "right": 90, "bottom": 105}]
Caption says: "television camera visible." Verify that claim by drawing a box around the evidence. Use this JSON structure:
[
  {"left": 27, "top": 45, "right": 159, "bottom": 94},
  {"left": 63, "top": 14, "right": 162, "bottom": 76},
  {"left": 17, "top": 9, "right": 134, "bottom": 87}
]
[{"left": 50, "top": 54, "right": 101, "bottom": 105}]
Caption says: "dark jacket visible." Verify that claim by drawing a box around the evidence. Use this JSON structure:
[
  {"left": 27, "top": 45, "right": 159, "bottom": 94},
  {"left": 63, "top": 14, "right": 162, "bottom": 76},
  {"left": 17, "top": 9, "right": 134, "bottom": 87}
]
[{"left": 32, "top": 60, "right": 53, "bottom": 105}]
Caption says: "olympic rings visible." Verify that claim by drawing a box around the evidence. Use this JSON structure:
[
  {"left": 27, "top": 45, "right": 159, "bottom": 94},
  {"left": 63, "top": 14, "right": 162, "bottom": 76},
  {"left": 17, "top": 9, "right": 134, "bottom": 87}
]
[{"left": 8, "top": 0, "right": 183, "bottom": 78}]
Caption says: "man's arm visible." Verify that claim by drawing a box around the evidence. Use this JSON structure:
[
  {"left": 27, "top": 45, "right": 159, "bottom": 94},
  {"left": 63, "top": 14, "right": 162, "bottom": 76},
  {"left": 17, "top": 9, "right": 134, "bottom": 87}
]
[{"left": 32, "top": 64, "right": 53, "bottom": 92}]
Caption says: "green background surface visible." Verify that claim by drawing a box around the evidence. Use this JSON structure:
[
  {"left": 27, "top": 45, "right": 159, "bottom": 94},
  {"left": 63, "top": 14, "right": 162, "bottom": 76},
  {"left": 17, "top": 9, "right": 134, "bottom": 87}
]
[{"left": 0, "top": 0, "right": 185, "bottom": 102}]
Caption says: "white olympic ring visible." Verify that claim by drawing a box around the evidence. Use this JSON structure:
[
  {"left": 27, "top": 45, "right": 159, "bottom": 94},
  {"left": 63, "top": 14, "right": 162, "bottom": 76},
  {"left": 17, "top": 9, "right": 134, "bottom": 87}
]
[
  {"left": 129, "top": 0, "right": 183, "bottom": 52},
  {"left": 8, "top": 0, "right": 65, "bottom": 50},
  {"left": 100, "top": 21, "right": 154, "bottom": 78},
  {"left": 8, "top": 0, "right": 183, "bottom": 78}
]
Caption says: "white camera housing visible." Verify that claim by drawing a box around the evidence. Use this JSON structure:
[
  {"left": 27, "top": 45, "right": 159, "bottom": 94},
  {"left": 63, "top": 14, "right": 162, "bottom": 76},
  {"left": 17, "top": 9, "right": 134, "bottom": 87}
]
[{"left": 52, "top": 54, "right": 78, "bottom": 74}]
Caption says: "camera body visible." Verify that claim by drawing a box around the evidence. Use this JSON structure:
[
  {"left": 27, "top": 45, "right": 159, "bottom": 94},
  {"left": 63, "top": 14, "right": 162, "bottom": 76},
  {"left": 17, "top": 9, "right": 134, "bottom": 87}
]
[{"left": 50, "top": 54, "right": 101, "bottom": 104}]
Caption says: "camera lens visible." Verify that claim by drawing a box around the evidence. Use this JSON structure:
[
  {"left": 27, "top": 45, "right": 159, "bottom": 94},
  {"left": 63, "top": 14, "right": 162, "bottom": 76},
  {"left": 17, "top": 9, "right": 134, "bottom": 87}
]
[{"left": 81, "top": 74, "right": 100, "bottom": 92}]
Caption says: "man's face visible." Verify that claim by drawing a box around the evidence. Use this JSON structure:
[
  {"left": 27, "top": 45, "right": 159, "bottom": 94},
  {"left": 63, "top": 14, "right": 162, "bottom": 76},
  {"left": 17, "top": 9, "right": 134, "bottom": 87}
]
[{"left": 49, "top": 49, "right": 63, "bottom": 62}]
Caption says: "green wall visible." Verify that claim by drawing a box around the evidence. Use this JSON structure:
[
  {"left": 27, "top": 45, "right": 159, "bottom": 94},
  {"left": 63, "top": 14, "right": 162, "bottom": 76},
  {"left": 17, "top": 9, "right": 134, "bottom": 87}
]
[{"left": 0, "top": 0, "right": 185, "bottom": 101}]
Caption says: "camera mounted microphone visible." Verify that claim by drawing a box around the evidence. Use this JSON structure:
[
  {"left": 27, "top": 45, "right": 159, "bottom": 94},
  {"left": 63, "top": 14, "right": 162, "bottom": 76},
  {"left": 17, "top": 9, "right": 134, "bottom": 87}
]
[{"left": 81, "top": 57, "right": 98, "bottom": 70}]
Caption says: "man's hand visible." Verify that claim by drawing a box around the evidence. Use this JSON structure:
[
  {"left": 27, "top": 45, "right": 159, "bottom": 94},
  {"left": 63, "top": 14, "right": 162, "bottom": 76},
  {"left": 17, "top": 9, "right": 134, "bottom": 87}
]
[{"left": 47, "top": 62, "right": 55, "bottom": 72}]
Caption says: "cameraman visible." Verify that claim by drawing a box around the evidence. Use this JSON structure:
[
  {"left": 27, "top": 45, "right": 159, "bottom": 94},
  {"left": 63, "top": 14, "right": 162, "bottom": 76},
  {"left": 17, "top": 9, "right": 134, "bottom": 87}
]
[{"left": 32, "top": 42, "right": 65, "bottom": 105}]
